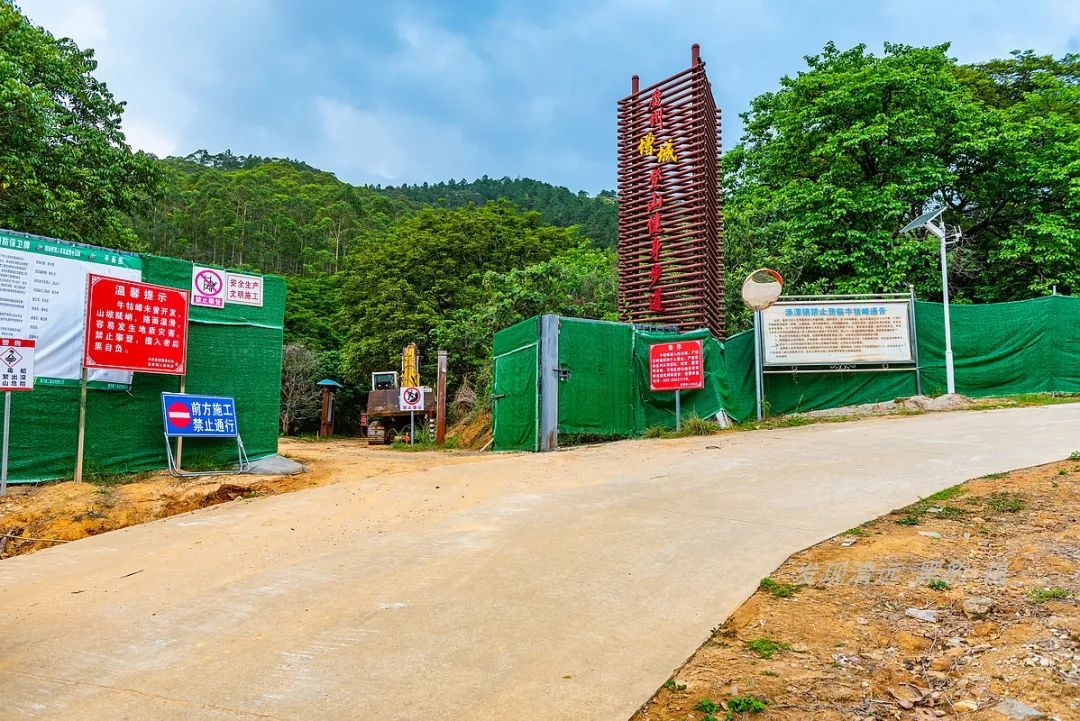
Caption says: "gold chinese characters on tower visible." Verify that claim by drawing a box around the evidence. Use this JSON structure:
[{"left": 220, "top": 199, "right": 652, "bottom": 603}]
[{"left": 616, "top": 44, "right": 724, "bottom": 337}]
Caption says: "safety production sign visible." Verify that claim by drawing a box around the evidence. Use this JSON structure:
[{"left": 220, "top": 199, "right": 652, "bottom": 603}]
[
  {"left": 192, "top": 266, "right": 226, "bottom": 308},
  {"left": 83, "top": 275, "right": 189, "bottom": 375},
  {"left": 399, "top": 386, "right": 425, "bottom": 411},
  {"left": 161, "top": 393, "right": 239, "bottom": 437},
  {"left": 226, "top": 272, "right": 264, "bottom": 307},
  {"left": 649, "top": 340, "right": 705, "bottom": 392},
  {"left": 0, "top": 338, "right": 35, "bottom": 391}
]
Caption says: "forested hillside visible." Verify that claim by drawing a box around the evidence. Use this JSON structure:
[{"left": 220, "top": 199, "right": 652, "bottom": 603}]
[{"left": 384, "top": 177, "right": 618, "bottom": 248}]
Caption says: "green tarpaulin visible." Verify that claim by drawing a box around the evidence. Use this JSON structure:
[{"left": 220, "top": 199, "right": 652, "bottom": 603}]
[
  {"left": 492, "top": 296, "right": 1080, "bottom": 450},
  {"left": 9, "top": 253, "right": 285, "bottom": 482}
]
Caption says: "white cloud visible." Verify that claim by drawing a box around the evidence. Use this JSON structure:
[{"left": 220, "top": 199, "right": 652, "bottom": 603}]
[{"left": 313, "top": 96, "right": 482, "bottom": 183}]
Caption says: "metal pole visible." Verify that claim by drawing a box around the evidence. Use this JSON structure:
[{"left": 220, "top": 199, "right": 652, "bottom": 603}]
[
  {"left": 1, "top": 391, "right": 10, "bottom": 496},
  {"left": 939, "top": 224, "right": 956, "bottom": 395},
  {"left": 908, "top": 284, "right": 923, "bottom": 397},
  {"left": 435, "top": 350, "right": 447, "bottom": 445},
  {"left": 176, "top": 375, "right": 185, "bottom": 470},
  {"left": 754, "top": 310, "right": 764, "bottom": 420},
  {"left": 409, "top": 411, "right": 414, "bottom": 447},
  {"left": 675, "top": 389, "right": 681, "bottom": 432},
  {"left": 75, "top": 367, "right": 87, "bottom": 483}
]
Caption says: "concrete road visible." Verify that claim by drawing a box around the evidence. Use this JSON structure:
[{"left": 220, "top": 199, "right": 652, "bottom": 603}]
[{"left": 2, "top": 405, "right": 1078, "bottom": 720}]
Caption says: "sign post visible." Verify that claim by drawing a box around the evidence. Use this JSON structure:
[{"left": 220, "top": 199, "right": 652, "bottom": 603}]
[
  {"left": 399, "top": 386, "right": 425, "bottom": 446},
  {"left": 648, "top": 340, "right": 705, "bottom": 430},
  {"left": 77, "top": 275, "right": 189, "bottom": 482},
  {"left": 739, "top": 268, "right": 784, "bottom": 422},
  {"left": 0, "top": 338, "right": 35, "bottom": 495}
]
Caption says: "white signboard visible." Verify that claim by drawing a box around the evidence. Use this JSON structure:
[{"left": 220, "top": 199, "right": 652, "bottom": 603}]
[
  {"left": 761, "top": 299, "right": 913, "bottom": 366},
  {"left": 399, "top": 386, "right": 425, "bottom": 412},
  {"left": 192, "top": 266, "right": 226, "bottom": 308},
  {"left": 226, "top": 272, "right": 264, "bottom": 307},
  {"left": 0, "top": 338, "right": 35, "bottom": 391},
  {"left": 0, "top": 231, "right": 141, "bottom": 389}
]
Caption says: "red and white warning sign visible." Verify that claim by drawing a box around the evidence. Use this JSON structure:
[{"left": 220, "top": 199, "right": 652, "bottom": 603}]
[
  {"left": 192, "top": 266, "right": 226, "bottom": 308},
  {"left": 83, "top": 274, "right": 189, "bottom": 376},
  {"left": 0, "top": 338, "right": 35, "bottom": 391},
  {"left": 399, "top": 386, "right": 425, "bottom": 412},
  {"left": 166, "top": 401, "right": 192, "bottom": 429},
  {"left": 648, "top": 340, "right": 704, "bottom": 392}
]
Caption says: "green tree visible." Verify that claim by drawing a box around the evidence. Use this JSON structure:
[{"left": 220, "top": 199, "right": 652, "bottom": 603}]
[
  {"left": 433, "top": 245, "right": 617, "bottom": 387},
  {"left": 724, "top": 42, "right": 1079, "bottom": 330},
  {"left": 0, "top": 3, "right": 162, "bottom": 248},
  {"left": 339, "top": 201, "right": 581, "bottom": 384}
]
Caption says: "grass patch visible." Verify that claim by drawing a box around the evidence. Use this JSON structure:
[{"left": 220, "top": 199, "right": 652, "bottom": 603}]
[
  {"left": 661, "top": 677, "right": 686, "bottom": 691},
  {"left": 758, "top": 577, "right": 799, "bottom": 598},
  {"left": 640, "top": 414, "right": 722, "bottom": 439},
  {"left": 894, "top": 484, "right": 968, "bottom": 524},
  {"left": 1070, "top": 451, "right": 1080, "bottom": 461},
  {"left": 1028, "top": 587, "right": 1073, "bottom": 603},
  {"left": 390, "top": 428, "right": 459, "bottom": 451},
  {"left": 745, "top": 637, "right": 790, "bottom": 659},
  {"left": 925, "top": 485, "right": 966, "bottom": 502},
  {"left": 644, "top": 425, "right": 668, "bottom": 439},
  {"left": 679, "top": 414, "right": 721, "bottom": 436},
  {"left": 976, "top": 393, "right": 1080, "bottom": 410},
  {"left": 81, "top": 467, "right": 157, "bottom": 487},
  {"left": 927, "top": 579, "right": 951, "bottom": 591},
  {"left": 726, "top": 695, "right": 768, "bottom": 718},
  {"left": 694, "top": 698, "right": 720, "bottom": 713},
  {"left": 983, "top": 491, "right": 1028, "bottom": 513},
  {"left": 981, "top": 472, "right": 1006, "bottom": 480}
]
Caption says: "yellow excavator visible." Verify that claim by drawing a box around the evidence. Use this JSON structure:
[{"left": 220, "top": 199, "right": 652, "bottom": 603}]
[{"left": 365, "top": 343, "right": 435, "bottom": 444}]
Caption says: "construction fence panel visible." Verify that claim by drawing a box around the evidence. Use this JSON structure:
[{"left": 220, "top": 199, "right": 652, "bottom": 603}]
[
  {"left": 556, "top": 318, "right": 637, "bottom": 437},
  {"left": 492, "top": 317, "right": 540, "bottom": 452},
  {"left": 8, "top": 254, "right": 285, "bottom": 482},
  {"left": 631, "top": 328, "right": 733, "bottom": 430},
  {"left": 490, "top": 296, "right": 1080, "bottom": 450}
]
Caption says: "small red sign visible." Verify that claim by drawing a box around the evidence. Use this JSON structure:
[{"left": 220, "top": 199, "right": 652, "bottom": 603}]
[
  {"left": 83, "top": 274, "right": 189, "bottom": 375},
  {"left": 649, "top": 340, "right": 704, "bottom": 392}
]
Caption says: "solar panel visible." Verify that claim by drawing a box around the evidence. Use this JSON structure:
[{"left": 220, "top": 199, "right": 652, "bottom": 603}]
[{"left": 900, "top": 205, "right": 946, "bottom": 234}]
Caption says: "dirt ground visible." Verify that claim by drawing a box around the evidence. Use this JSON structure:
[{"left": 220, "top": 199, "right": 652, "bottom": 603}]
[
  {"left": 0, "top": 437, "right": 488, "bottom": 559},
  {"left": 632, "top": 461, "right": 1078, "bottom": 721}
]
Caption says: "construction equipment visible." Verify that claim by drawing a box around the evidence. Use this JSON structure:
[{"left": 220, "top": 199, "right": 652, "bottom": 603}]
[{"left": 365, "top": 343, "right": 436, "bottom": 445}]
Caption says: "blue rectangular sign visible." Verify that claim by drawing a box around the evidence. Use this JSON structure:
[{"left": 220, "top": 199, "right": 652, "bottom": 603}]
[{"left": 161, "top": 393, "right": 239, "bottom": 437}]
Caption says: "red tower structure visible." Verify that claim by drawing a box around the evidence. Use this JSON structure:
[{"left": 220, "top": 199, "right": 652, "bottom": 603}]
[{"left": 617, "top": 44, "right": 724, "bottom": 337}]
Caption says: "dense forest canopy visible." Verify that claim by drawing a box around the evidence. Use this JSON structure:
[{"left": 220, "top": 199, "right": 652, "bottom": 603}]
[
  {"left": 723, "top": 43, "right": 1079, "bottom": 327},
  {"left": 2, "top": 1, "right": 1077, "bottom": 432}
]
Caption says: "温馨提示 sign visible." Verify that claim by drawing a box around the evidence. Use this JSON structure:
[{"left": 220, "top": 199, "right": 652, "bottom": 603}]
[
  {"left": 161, "top": 393, "right": 239, "bottom": 437},
  {"left": 83, "top": 275, "right": 189, "bottom": 375}
]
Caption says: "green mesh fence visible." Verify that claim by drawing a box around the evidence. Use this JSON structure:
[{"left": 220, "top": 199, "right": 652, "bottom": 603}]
[
  {"left": 492, "top": 317, "right": 539, "bottom": 452},
  {"left": 492, "top": 296, "right": 1080, "bottom": 449},
  {"left": 557, "top": 319, "right": 636, "bottom": 436},
  {"left": 9, "top": 254, "right": 285, "bottom": 482}
]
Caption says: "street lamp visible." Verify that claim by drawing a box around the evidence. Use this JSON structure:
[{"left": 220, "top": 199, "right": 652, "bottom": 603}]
[{"left": 900, "top": 204, "right": 957, "bottom": 395}]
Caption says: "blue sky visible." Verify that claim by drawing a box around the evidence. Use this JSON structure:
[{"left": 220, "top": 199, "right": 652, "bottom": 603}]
[{"left": 22, "top": 0, "right": 1080, "bottom": 193}]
